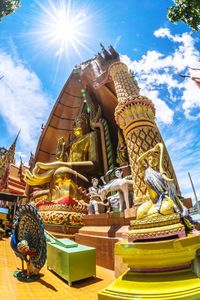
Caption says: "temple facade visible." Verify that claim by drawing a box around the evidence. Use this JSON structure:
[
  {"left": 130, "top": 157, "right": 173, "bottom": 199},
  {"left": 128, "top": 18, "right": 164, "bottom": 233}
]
[{"left": 23, "top": 45, "right": 187, "bottom": 270}]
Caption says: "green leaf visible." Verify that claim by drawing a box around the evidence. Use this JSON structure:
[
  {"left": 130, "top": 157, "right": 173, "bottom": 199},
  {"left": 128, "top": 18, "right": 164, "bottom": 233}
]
[{"left": 0, "top": 0, "right": 20, "bottom": 21}]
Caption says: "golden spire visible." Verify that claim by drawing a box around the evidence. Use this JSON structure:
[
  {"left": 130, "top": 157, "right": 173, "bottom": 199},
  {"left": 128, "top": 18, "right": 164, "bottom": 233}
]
[{"left": 0, "top": 130, "right": 20, "bottom": 170}]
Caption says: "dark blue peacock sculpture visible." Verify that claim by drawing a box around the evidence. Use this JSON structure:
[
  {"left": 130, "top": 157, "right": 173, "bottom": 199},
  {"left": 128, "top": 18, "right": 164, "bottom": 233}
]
[{"left": 10, "top": 204, "right": 47, "bottom": 281}]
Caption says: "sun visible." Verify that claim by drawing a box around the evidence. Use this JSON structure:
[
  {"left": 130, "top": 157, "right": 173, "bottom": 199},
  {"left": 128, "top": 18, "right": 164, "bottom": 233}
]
[{"left": 35, "top": 0, "right": 95, "bottom": 61}]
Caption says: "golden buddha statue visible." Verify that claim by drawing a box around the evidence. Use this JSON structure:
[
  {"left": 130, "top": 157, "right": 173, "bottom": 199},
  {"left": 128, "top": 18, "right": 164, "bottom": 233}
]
[
  {"left": 67, "top": 113, "right": 101, "bottom": 171},
  {"left": 25, "top": 113, "right": 102, "bottom": 203}
]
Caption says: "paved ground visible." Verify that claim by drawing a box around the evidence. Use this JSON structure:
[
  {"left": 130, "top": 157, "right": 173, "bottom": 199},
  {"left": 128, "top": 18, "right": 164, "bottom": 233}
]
[{"left": 0, "top": 238, "right": 115, "bottom": 300}]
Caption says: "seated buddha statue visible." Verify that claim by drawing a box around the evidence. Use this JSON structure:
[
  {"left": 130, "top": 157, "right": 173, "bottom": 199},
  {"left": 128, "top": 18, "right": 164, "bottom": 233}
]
[{"left": 25, "top": 113, "right": 102, "bottom": 204}]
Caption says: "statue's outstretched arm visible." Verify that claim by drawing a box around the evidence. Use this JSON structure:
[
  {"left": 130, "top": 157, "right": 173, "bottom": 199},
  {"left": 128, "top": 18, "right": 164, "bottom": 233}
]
[
  {"left": 158, "top": 143, "right": 174, "bottom": 182},
  {"left": 137, "top": 143, "right": 173, "bottom": 182},
  {"left": 25, "top": 168, "right": 55, "bottom": 186},
  {"left": 25, "top": 161, "right": 91, "bottom": 186}
]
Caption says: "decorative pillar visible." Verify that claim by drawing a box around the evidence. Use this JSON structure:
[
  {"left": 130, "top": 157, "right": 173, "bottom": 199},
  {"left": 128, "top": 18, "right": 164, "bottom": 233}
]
[{"left": 108, "top": 62, "right": 179, "bottom": 203}]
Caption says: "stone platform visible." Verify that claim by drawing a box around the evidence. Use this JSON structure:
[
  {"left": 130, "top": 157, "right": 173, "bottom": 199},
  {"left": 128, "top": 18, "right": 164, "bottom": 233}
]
[
  {"left": 44, "top": 224, "right": 79, "bottom": 236},
  {"left": 75, "top": 210, "right": 136, "bottom": 270}
]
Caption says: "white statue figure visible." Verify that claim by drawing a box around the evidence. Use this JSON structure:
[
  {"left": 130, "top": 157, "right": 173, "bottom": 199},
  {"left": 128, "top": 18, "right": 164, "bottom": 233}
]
[
  {"left": 99, "top": 168, "right": 131, "bottom": 212},
  {"left": 88, "top": 177, "right": 106, "bottom": 214}
]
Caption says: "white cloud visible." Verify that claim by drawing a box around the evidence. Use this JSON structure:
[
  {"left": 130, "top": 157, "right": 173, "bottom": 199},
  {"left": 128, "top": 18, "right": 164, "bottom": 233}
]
[
  {"left": 182, "top": 78, "right": 200, "bottom": 119},
  {"left": 114, "top": 35, "right": 122, "bottom": 49},
  {"left": 0, "top": 49, "right": 51, "bottom": 154},
  {"left": 15, "top": 151, "right": 27, "bottom": 159},
  {"left": 121, "top": 53, "right": 175, "bottom": 124},
  {"left": 121, "top": 27, "right": 200, "bottom": 121},
  {"left": 154, "top": 28, "right": 171, "bottom": 39},
  {"left": 141, "top": 89, "right": 174, "bottom": 124}
]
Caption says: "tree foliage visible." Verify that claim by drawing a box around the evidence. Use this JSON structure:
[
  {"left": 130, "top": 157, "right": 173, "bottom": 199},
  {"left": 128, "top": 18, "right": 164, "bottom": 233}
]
[
  {"left": 0, "top": 0, "right": 20, "bottom": 21},
  {"left": 168, "top": 0, "right": 200, "bottom": 31}
]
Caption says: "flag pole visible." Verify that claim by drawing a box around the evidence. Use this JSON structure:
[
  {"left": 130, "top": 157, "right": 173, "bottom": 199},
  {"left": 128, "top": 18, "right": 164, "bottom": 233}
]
[{"left": 188, "top": 172, "right": 200, "bottom": 213}]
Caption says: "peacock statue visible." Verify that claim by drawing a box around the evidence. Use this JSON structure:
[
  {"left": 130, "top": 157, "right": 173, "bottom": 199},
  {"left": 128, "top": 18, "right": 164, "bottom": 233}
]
[{"left": 10, "top": 204, "right": 47, "bottom": 281}]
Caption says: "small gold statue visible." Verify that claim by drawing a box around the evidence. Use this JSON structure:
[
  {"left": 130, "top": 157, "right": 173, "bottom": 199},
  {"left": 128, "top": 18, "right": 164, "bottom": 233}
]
[{"left": 55, "top": 137, "right": 67, "bottom": 162}]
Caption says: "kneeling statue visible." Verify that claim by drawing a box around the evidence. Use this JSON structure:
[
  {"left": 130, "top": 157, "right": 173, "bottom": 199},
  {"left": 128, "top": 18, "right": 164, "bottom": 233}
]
[{"left": 136, "top": 143, "right": 193, "bottom": 230}]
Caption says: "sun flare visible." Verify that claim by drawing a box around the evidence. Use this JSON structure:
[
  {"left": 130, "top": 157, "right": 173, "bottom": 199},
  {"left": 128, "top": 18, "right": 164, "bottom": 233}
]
[{"left": 36, "top": 0, "right": 94, "bottom": 60}]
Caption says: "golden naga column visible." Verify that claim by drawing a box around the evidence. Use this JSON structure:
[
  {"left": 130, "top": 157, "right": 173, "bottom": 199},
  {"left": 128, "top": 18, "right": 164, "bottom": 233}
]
[{"left": 108, "top": 61, "right": 179, "bottom": 203}]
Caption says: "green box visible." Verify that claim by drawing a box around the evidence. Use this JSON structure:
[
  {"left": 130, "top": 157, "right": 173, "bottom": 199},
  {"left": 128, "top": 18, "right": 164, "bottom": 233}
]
[{"left": 47, "top": 238, "right": 96, "bottom": 286}]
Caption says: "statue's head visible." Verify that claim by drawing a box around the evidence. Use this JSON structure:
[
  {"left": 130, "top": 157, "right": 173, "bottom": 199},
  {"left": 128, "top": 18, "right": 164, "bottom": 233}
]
[
  {"left": 115, "top": 168, "right": 123, "bottom": 178},
  {"left": 145, "top": 167, "right": 166, "bottom": 201},
  {"left": 148, "top": 153, "right": 159, "bottom": 169},
  {"left": 73, "top": 113, "right": 90, "bottom": 137},
  {"left": 91, "top": 177, "right": 99, "bottom": 187}
]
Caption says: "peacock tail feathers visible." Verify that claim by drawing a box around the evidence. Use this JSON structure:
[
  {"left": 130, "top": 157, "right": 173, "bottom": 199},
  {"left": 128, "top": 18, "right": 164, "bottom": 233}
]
[{"left": 13, "top": 204, "right": 47, "bottom": 270}]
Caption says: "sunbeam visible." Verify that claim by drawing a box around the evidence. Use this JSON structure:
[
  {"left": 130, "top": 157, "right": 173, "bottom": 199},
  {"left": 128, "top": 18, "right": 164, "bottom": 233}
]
[{"left": 35, "top": 0, "right": 96, "bottom": 65}]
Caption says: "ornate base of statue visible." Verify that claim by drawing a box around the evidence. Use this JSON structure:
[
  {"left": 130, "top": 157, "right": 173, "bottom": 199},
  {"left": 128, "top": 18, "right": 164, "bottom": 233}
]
[
  {"left": 32, "top": 179, "right": 89, "bottom": 234},
  {"left": 13, "top": 271, "right": 40, "bottom": 282},
  {"left": 128, "top": 214, "right": 186, "bottom": 242},
  {"left": 98, "top": 233, "right": 200, "bottom": 300},
  {"left": 38, "top": 203, "right": 87, "bottom": 227}
]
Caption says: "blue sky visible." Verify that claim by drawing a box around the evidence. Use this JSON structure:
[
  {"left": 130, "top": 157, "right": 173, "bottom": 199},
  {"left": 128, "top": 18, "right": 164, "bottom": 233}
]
[{"left": 0, "top": 0, "right": 200, "bottom": 202}]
